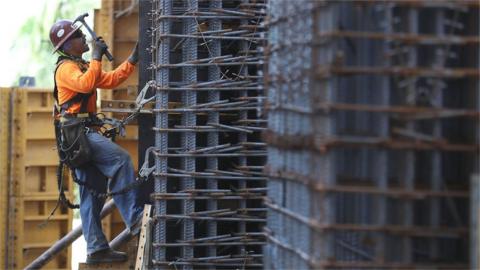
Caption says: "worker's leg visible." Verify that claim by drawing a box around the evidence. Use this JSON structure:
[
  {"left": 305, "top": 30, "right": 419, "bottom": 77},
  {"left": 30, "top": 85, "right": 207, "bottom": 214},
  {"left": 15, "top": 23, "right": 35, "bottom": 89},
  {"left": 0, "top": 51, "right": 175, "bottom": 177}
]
[
  {"left": 75, "top": 165, "right": 109, "bottom": 255},
  {"left": 86, "top": 132, "right": 143, "bottom": 231}
]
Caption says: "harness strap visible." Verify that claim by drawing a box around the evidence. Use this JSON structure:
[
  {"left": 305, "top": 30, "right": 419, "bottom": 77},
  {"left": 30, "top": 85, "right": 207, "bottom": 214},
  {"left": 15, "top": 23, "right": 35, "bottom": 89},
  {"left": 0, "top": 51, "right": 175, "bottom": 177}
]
[
  {"left": 59, "top": 93, "right": 92, "bottom": 114},
  {"left": 53, "top": 57, "right": 94, "bottom": 116}
]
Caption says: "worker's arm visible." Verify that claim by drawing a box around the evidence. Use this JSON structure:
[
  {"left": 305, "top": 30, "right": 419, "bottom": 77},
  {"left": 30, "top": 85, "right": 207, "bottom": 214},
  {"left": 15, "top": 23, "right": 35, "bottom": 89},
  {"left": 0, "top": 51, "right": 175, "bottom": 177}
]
[
  {"left": 56, "top": 60, "right": 102, "bottom": 93},
  {"left": 96, "top": 60, "right": 136, "bottom": 89}
]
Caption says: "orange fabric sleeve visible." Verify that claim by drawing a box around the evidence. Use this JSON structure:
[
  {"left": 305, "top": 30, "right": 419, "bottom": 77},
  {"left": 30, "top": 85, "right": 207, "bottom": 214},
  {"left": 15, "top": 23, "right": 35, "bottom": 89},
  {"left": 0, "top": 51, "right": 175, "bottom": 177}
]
[
  {"left": 56, "top": 60, "right": 102, "bottom": 94},
  {"left": 56, "top": 60, "right": 102, "bottom": 113},
  {"left": 55, "top": 59, "right": 135, "bottom": 114},
  {"left": 96, "top": 60, "right": 136, "bottom": 89}
]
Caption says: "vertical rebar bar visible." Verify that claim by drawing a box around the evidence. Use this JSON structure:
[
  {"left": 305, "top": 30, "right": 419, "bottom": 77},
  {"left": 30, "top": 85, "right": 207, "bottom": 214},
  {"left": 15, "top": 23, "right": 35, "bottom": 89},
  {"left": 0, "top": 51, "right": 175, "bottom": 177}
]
[
  {"left": 206, "top": 0, "right": 221, "bottom": 265},
  {"left": 375, "top": 3, "right": 392, "bottom": 263},
  {"left": 402, "top": 7, "right": 418, "bottom": 263},
  {"left": 323, "top": 2, "right": 338, "bottom": 262},
  {"left": 181, "top": 1, "right": 198, "bottom": 268},
  {"left": 154, "top": 0, "right": 171, "bottom": 267},
  {"left": 430, "top": 8, "right": 446, "bottom": 261},
  {"left": 237, "top": 0, "right": 249, "bottom": 257}
]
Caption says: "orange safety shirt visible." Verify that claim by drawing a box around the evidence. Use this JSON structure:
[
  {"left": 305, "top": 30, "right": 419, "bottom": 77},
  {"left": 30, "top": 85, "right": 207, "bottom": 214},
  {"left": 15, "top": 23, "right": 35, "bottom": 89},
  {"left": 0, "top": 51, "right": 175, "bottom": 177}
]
[{"left": 56, "top": 59, "right": 135, "bottom": 114}]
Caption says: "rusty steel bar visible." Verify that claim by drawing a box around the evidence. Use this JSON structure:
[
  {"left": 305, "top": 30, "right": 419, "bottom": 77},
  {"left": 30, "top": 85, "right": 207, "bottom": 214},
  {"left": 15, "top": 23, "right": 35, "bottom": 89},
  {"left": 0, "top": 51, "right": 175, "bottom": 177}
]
[
  {"left": 263, "top": 131, "right": 479, "bottom": 152},
  {"left": 265, "top": 200, "right": 468, "bottom": 237},
  {"left": 314, "top": 30, "right": 480, "bottom": 45},
  {"left": 265, "top": 169, "right": 469, "bottom": 198},
  {"left": 315, "top": 66, "right": 480, "bottom": 78}
]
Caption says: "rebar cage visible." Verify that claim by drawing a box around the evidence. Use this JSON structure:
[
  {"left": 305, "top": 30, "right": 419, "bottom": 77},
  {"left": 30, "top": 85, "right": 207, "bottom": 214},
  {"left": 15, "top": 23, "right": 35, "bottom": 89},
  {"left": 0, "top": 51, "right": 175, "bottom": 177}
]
[
  {"left": 147, "top": 0, "right": 268, "bottom": 269},
  {"left": 264, "top": 0, "right": 479, "bottom": 269}
]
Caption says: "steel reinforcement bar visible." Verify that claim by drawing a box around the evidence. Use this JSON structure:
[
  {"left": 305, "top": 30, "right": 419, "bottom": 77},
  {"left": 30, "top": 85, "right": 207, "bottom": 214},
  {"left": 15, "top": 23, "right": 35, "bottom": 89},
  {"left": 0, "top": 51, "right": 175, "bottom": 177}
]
[
  {"left": 264, "top": 0, "right": 478, "bottom": 269},
  {"left": 149, "top": 0, "right": 267, "bottom": 269}
]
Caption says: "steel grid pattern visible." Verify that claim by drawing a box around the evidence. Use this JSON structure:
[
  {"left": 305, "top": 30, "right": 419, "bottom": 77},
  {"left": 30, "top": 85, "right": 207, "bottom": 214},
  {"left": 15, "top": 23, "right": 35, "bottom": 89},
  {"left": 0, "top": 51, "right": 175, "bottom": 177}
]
[
  {"left": 264, "top": 1, "right": 478, "bottom": 269},
  {"left": 149, "top": 0, "right": 267, "bottom": 269}
]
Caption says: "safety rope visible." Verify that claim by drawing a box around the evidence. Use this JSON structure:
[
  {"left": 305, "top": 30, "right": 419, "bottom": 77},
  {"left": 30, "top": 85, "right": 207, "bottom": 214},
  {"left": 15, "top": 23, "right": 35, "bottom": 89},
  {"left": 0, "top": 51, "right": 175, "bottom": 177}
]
[
  {"left": 69, "top": 147, "right": 155, "bottom": 199},
  {"left": 65, "top": 81, "right": 156, "bottom": 199},
  {"left": 41, "top": 82, "right": 156, "bottom": 227}
]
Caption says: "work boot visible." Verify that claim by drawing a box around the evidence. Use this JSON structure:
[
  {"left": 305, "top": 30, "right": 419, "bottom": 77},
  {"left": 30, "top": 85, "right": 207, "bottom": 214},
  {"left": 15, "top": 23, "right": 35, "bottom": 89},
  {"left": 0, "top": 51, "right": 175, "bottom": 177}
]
[{"left": 86, "top": 247, "right": 127, "bottom": 264}]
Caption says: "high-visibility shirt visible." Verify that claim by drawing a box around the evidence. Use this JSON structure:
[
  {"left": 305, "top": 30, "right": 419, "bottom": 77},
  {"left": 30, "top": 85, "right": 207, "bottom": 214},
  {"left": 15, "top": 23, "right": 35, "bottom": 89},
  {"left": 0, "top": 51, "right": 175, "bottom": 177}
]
[{"left": 56, "top": 59, "right": 135, "bottom": 114}]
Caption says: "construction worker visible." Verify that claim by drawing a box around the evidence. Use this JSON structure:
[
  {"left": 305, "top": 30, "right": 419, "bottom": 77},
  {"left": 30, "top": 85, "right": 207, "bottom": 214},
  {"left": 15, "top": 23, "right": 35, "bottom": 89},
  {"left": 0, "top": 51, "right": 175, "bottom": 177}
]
[{"left": 49, "top": 19, "right": 142, "bottom": 264}]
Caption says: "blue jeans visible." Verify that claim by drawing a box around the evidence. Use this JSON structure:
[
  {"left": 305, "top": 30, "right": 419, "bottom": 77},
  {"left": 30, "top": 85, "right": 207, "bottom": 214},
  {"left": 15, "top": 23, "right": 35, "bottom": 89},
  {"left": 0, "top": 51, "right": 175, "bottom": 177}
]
[{"left": 75, "top": 132, "right": 143, "bottom": 254}]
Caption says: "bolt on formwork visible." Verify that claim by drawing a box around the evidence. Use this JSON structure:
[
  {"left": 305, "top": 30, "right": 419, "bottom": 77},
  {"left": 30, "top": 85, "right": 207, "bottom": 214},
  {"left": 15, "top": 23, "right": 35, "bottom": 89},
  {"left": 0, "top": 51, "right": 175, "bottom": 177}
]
[
  {"left": 146, "top": 0, "right": 267, "bottom": 268},
  {"left": 264, "top": 0, "right": 479, "bottom": 269}
]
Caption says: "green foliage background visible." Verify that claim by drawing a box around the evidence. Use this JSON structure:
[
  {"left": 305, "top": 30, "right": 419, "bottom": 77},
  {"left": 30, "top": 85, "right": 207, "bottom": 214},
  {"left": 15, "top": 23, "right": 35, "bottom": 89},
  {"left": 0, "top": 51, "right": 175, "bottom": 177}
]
[{"left": 14, "top": 0, "right": 100, "bottom": 87}]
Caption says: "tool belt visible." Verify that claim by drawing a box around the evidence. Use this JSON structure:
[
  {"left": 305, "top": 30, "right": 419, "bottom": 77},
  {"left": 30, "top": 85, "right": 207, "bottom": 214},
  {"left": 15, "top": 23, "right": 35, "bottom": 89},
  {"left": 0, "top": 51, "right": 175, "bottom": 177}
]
[{"left": 58, "top": 114, "right": 95, "bottom": 168}]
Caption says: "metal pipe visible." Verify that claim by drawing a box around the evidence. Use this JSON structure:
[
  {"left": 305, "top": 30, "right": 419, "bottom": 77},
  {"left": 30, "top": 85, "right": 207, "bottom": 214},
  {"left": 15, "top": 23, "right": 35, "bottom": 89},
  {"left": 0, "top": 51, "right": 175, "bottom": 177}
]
[
  {"left": 24, "top": 200, "right": 116, "bottom": 270},
  {"left": 109, "top": 227, "right": 133, "bottom": 250}
]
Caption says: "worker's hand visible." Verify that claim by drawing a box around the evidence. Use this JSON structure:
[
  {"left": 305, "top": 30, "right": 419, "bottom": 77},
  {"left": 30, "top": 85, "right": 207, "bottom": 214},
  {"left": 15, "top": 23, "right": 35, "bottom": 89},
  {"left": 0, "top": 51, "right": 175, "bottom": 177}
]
[
  {"left": 92, "top": 37, "right": 108, "bottom": 61},
  {"left": 128, "top": 42, "right": 139, "bottom": 64}
]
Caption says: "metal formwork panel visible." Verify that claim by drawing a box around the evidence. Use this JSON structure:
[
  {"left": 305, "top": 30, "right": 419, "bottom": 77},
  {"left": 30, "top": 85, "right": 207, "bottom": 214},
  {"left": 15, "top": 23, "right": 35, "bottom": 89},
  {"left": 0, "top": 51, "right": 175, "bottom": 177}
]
[
  {"left": 0, "top": 88, "right": 10, "bottom": 269},
  {"left": 6, "top": 88, "right": 74, "bottom": 269},
  {"left": 96, "top": 0, "right": 143, "bottom": 240},
  {"left": 9, "top": 88, "right": 26, "bottom": 270},
  {"left": 147, "top": 0, "right": 268, "bottom": 269},
  {"left": 264, "top": 0, "right": 479, "bottom": 269}
]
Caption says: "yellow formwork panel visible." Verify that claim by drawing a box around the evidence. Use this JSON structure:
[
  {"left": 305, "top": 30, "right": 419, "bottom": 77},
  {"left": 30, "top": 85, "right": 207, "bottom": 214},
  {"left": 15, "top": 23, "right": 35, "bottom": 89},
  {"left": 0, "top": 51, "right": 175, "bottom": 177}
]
[
  {"left": 0, "top": 88, "right": 11, "bottom": 269},
  {"left": 115, "top": 0, "right": 139, "bottom": 237},
  {"left": 10, "top": 88, "right": 73, "bottom": 269},
  {"left": 10, "top": 88, "right": 26, "bottom": 270},
  {"left": 99, "top": 0, "right": 138, "bottom": 89},
  {"left": 25, "top": 140, "right": 59, "bottom": 166},
  {"left": 20, "top": 197, "right": 72, "bottom": 269},
  {"left": 111, "top": 0, "right": 139, "bottom": 237},
  {"left": 95, "top": 0, "right": 114, "bottom": 102},
  {"left": 95, "top": 0, "right": 140, "bottom": 240},
  {"left": 27, "top": 88, "right": 55, "bottom": 112},
  {"left": 117, "top": 139, "right": 139, "bottom": 170},
  {"left": 95, "top": 2, "right": 115, "bottom": 238},
  {"left": 25, "top": 166, "right": 66, "bottom": 195},
  {"left": 26, "top": 112, "right": 56, "bottom": 140},
  {"left": 112, "top": 7, "right": 138, "bottom": 89}
]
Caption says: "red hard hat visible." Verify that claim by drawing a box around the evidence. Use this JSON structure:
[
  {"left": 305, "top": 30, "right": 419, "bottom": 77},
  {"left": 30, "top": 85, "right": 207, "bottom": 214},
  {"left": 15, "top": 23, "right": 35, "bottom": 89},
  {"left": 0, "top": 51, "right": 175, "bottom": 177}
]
[{"left": 49, "top": 19, "right": 81, "bottom": 53}]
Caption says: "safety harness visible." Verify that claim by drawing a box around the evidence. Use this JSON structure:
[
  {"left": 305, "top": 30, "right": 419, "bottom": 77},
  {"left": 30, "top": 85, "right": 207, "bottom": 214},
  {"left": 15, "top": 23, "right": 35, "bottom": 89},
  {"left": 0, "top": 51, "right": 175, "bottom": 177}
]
[
  {"left": 51, "top": 55, "right": 91, "bottom": 213},
  {"left": 53, "top": 55, "right": 93, "bottom": 116},
  {"left": 42, "top": 55, "right": 155, "bottom": 226}
]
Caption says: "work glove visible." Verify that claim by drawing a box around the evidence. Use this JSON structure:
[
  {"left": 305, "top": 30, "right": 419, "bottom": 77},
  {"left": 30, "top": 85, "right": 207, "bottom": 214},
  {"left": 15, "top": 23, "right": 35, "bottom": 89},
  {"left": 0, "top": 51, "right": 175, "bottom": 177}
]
[
  {"left": 128, "top": 42, "right": 139, "bottom": 64},
  {"left": 92, "top": 37, "right": 108, "bottom": 61}
]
